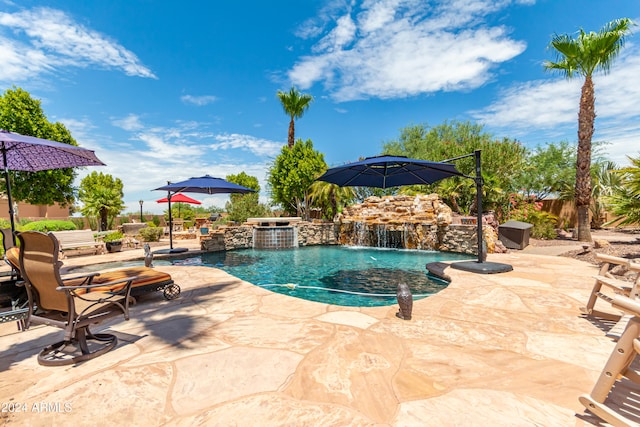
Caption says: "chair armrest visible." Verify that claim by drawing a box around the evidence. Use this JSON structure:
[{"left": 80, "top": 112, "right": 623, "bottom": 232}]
[
  {"left": 596, "top": 254, "right": 631, "bottom": 265},
  {"left": 60, "top": 272, "right": 100, "bottom": 285},
  {"left": 611, "top": 295, "right": 640, "bottom": 317}
]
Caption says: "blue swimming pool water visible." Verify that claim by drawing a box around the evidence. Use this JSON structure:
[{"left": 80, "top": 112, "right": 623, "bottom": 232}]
[{"left": 171, "top": 246, "right": 473, "bottom": 307}]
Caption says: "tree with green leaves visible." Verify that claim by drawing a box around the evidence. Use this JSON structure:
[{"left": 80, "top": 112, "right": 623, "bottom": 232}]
[
  {"left": 308, "top": 181, "right": 355, "bottom": 220},
  {"left": 383, "top": 120, "right": 526, "bottom": 216},
  {"left": 0, "top": 86, "right": 80, "bottom": 206},
  {"left": 277, "top": 86, "right": 313, "bottom": 149},
  {"left": 225, "top": 172, "right": 271, "bottom": 223},
  {"left": 514, "top": 141, "right": 576, "bottom": 200},
  {"left": 544, "top": 18, "right": 634, "bottom": 241},
  {"left": 78, "top": 172, "right": 125, "bottom": 231},
  {"left": 267, "top": 139, "right": 327, "bottom": 219},
  {"left": 604, "top": 155, "right": 640, "bottom": 226}
]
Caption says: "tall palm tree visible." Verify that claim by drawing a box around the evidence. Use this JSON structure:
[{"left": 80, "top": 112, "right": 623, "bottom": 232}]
[
  {"left": 544, "top": 18, "right": 633, "bottom": 241},
  {"left": 277, "top": 86, "right": 313, "bottom": 149}
]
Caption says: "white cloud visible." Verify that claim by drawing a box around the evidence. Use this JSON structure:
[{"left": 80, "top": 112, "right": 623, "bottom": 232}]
[
  {"left": 181, "top": 95, "right": 218, "bottom": 106},
  {"left": 211, "top": 133, "right": 283, "bottom": 157},
  {"left": 289, "top": 0, "right": 527, "bottom": 101},
  {"left": 112, "top": 114, "right": 145, "bottom": 131},
  {"left": 472, "top": 46, "right": 640, "bottom": 165},
  {"left": 0, "top": 7, "right": 156, "bottom": 81}
]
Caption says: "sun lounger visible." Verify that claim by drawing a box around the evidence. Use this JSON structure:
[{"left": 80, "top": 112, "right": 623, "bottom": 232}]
[
  {"left": 580, "top": 295, "right": 640, "bottom": 426},
  {"left": 580, "top": 254, "right": 640, "bottom": 322}
]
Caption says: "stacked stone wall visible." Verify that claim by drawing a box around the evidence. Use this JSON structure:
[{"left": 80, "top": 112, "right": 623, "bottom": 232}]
[
  {"left": 297, "top": 222, "right": 338, "bottom": 246},
  {"left": 200, "top": 195, "right": 496, "bottom": 254},
  {"left": 201, "top": 222, "right": 338, "bottom": 251}
]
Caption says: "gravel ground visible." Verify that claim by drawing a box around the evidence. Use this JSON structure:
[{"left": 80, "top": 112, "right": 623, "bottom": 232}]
[{"left": 529, "top": 228, "right": 640, "bottom": 265}]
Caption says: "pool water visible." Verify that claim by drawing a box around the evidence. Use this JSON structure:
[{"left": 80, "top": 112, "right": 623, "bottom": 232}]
[{"left": 172, "top": 246, "right": 473, "bottom": 307}]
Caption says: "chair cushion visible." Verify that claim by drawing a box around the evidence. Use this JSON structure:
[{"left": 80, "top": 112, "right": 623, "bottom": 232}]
[
  {"left": 5, "top": 247, "right": 19, "bottom": 271},
  {"left": 65, "top": 267, "right": 173, "bottom": 294}
]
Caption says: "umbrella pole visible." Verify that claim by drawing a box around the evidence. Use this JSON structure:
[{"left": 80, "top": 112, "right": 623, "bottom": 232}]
[
  {"left": 167, "top": 191, "right": 174, "bottom": 250},
  {"left": 474, "top": 150, "right": 484, "bottom": 264},
  {"left": 2, "top": 147, "right": 16, "bottom": 246}
]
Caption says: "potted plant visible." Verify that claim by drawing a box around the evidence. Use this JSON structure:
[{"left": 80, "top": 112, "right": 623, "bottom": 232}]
[{"left": 103, "top": 231, "right": 124, "bottom": 253}]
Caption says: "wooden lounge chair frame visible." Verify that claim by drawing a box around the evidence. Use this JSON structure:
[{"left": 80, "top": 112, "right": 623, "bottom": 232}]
[
  {"left": 581, "top": 254, "right": 640, "bottom": 321},
  {"left": 17, "top": 231, "right": 135, "bottom": 366},
  {"left": 580, "top": 295, "right": 640, "bottom": 426}
]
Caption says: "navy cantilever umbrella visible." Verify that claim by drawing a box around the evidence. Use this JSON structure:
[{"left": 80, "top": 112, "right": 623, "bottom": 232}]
[
  {"left": 316, "top": 155, "right": 462, "bottom": 188},
  {"left": 0, "top": 129, "right": 105, "bottom": 244},
  {"left": 316, "top": 154, "right": 512, "bottom": 273},
  {"left": 154, "top": 175, "right": 255, "bottom": 253}
]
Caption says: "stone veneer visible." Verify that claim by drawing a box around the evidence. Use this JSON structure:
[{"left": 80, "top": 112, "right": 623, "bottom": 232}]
[
  {"left": 200, "top": 222, "right": 338, "bottom": 252},
  {"left": 201, "top": 194, "right": 497, "bottom": 255}
]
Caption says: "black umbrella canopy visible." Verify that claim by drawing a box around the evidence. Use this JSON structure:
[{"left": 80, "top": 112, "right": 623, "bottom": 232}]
[
  {"left": 0, "top": 129, "right": 106, "bottom": 243},
  {"left": 316, "top": 155, "right": 462, "bottom": 188}
]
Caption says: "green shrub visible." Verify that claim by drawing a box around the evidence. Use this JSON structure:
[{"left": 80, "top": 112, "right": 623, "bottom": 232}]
[
  {"left": 70, "top": 217, "right": 86, "bottom": 230},
  {"left": 139, "top": 227, "right": 163, "bottom": 242},
  {"left": 152, "top": 215, "right": 161, "bottom": 227},
  {"left": 21, "top": 220, "right": 77, "bottom": 233},
  {"left": 507, "top": 195, "right": 558, "bottom": 240},
  {"left": 103, "top": 231, "right": 124, "bottom": 242}
]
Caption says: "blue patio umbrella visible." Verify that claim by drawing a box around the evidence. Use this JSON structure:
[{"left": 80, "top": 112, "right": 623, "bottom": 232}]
[
  {"left": 153, "top": 175, "right": 255, "bottom": 253},
  {"left": 0, "top": 129, "right": 105, "bottom": 244},
  {"left": 316, "top": 153, "right": 512, "bottom": 274},
  {"left": 316, "top": 155, "right": 463, "bottom": 188}
]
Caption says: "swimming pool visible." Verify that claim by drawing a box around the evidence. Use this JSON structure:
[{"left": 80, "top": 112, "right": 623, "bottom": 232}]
[{"left": 172, "top": 246, "right": 473, "bottom": 307}]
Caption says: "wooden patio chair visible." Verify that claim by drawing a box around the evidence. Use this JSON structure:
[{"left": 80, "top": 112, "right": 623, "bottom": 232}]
[
  {"left": 17, "top": 231, "right": 136, "bottom": 366},
  {"left": 580, "top": 295, "right": 640, "bottom": 426},
  {"left": 581, "top": 254, "right": 640, "bottom": 322}
]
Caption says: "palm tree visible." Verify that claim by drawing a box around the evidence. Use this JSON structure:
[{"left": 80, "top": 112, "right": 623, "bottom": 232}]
[
  {"left": 277, "top": 86, "right": 313, "bottom": 149},
  {"left": 544, "top": 18, "right": 634, "bottom": 241},
  {"left": 80, "top": 186, "right": 125, "bottom": 231},
  {"left": 604, "top": 155, "right": 640, "bottom": 226},
  {"left": 308, "top": 181, "right": 355, "bottom": 220}
]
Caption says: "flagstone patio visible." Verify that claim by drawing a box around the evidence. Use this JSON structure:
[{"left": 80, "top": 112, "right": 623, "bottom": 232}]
[{"left": 0, "top": 239, "right": 626, "bottom": 426}]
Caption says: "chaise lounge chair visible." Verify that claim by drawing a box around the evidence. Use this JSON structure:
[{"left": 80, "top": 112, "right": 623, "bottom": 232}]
[
  {"left": 581, "top": 254, "right": 640, "bottom": 322},
  {"left": 17, "top": 230, "right": 136, "bottom": 366},
  {"left": 580, "top": 295, "right": 640, "bottom": 426}
]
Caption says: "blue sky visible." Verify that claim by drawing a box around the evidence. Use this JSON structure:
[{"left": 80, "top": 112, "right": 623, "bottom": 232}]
[{"left": 0, "top": 0, "right": 638, "bottom": 214}]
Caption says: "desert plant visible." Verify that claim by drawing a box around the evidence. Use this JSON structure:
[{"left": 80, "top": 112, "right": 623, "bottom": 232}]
[
  {"left": 507, "top": 194, "right": 558, "bottom": 240},
  {"left": 103, "top": 231, "right": 124, "bottom": 243},
  {"left": 70, "top": 217, "right": 86, "bottom": 230},
  {"left": 139, "top": 227, "right": 163, "bottom": 242}
]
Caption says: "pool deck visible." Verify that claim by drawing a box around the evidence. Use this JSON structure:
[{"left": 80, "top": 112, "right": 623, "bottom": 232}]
[{"left": 0, "top": 238, "right": 630, "bottom": 426}]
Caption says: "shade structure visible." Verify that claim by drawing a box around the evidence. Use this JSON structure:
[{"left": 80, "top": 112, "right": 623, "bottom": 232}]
[
  {"left": 156, "top": 193, "right": 202, "bottom": 204},
  {"left": 153, "top": 175, "right": 255, "bottom": 253},
  {"left": 155, "top": 175, "right": 256, "bottom": 195},
  {"left": 316, "top": 155, "right": 463, "bottom": 189},
  {"left": 0, "top": 129, "right": 105, "bottom": 244},
  {"left": 156, "top": 193, "right": 202, "bottom": 219},
  {"left": 316, "top": 152, "right": 512, "bottom": 274}
]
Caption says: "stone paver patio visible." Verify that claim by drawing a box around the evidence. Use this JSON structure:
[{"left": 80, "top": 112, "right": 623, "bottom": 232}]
[{"left": 0, "top": 239, "right": 627, "bottom": 426}]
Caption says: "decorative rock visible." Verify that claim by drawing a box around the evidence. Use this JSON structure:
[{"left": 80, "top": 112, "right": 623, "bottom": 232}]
[{"left": 594, "top": 239, "right": 611, "bottom": 249}]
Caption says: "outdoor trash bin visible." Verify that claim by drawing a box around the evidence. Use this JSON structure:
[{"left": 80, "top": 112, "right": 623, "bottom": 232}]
[{"left": 499, "top": 220, "right": 533, "bottom": 250}]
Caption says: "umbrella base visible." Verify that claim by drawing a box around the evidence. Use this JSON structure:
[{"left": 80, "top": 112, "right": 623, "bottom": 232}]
[
  {"left": 449, "top": 261, "right": 513, "bottom": 274},
  {"left": 153, "top": 247, "right": 189, "bottom": 255}
]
